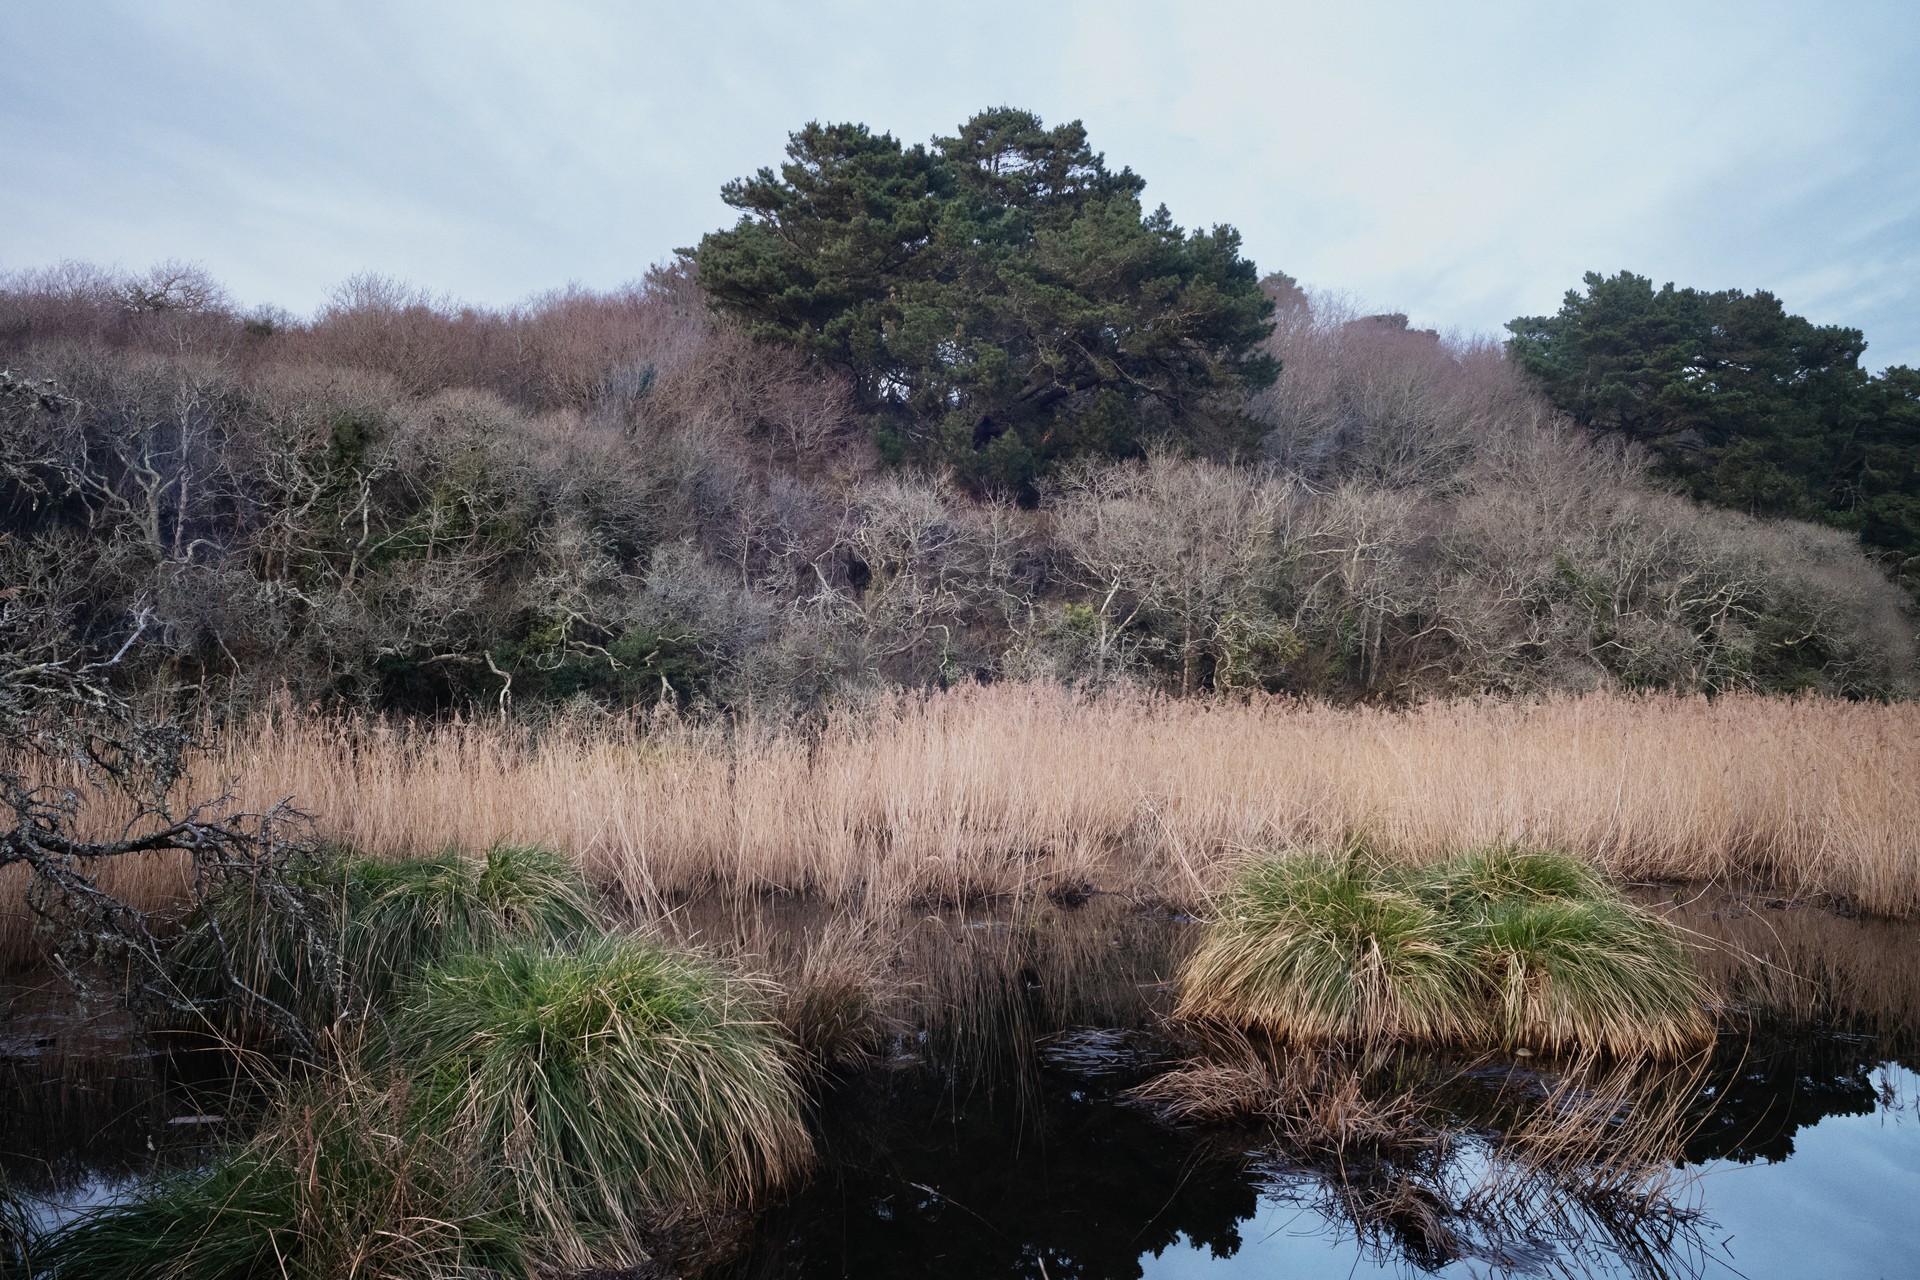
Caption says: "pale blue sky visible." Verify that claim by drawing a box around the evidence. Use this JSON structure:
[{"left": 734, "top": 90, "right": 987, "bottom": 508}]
[{"left": 5, "top": 1, "right": 1917, "bottom": 367}]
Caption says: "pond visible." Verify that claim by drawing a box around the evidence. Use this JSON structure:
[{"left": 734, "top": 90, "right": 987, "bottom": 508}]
[
  {"left": 719, "top": 892, "right": 1920, "bottom": 1280},
  {"left": 4, "top": 890, "right": 1917, "bottom": 1279}
]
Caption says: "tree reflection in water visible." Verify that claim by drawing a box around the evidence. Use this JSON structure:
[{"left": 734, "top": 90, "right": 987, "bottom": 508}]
[
  {"left": 725, "top": 892, "right": 1919, "bottom": 1280},
  {"left": 3, "top": 891, "right": 1915, "bottom": 1278}
]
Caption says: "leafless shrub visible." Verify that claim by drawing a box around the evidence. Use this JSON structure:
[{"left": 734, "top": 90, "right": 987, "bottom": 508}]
[
  {"left": 0, "top": 573, "right": 328, "bottom": 1046},
  {"left": 817, "top": 473, "right": 1025, "bottom": 685},
  {"left": 1040, "top": 453, "right": 1292, "bottom": 690},
  {"left": 1252, "top": 280, "right": 1541, "bottom": 490},
  {"left": 0, "top": 260, "right": 1910, "bottom": 718}
]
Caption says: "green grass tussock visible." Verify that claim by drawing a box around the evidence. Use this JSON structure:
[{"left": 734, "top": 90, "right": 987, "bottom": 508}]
[
  {"left": 1473, "top": 897, "right": 1710, "bottom": 1057},
  {"left": 1427, "top": 846, "right": 1710, "bottom": 1055},
  {"left": 343, "top": 844, "right": 595, "bottom": 1005},
  {"left": 166, "top": 843, "right": 594, "bottom": 1036},
  {"left": 398, "top": 932, "right": 812, "bottom": 1270},
  {"left": 36, "top": 1073, "right": 530, "bottom": 1280},
  {"left": 79, "top": 854, "right": 819, "bottom": 1275},
  {"left": 1179, "top": 846, "right": 1710, "bottom": 1057},
  {"left": 43, "top": 913, "right": 810, "bottom": 1277},
  {"left": 1176, "top": 852, "right": 1480, "bottom": 1046},
  {"left": 468, "top": 842, "right": 597, "bottom": 938},
  {"left": 1413, "top": 845, "right": 1607, "bottom": 912},
  {"left": 0, "top": 1169, "right": 32, "bottom": 1280}
]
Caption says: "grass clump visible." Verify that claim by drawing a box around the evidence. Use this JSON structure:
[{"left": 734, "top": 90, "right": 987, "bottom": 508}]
[
  {"left": 1414, "top": 845, "right": 1607, "bottom": 911},
  {"left": 1176, "top": 852, "right": 1479, "bottom": 1046},
  {"left": 398, "top": 932, "right": 812, "bottom": 1270},
  {"left": 1472, "top": 897, "right": 1710, "bottom": 1057},
  {"left": 1179, "top": 846, "right": 1710, "bottom": 1057},
  {"left": 766, "top": 918, "right": 893, "bottom": 1079},
  {"left": 36, "top": 1072, "right": 530, "bottom": 1280},
  {"left": 1424, "top": 846, "right": 1711, "bottom": 1055},
  {"left": 48, "top": 856, "right": 823, "bottom": 1276},
  {"left": 342, "top": 844, "right": 594, "bottom": 1006},
  {"left": 167, "top": 843, "right": 595, "bottom": 1036},
  {"left": 45, "top": 918, "right": 810, "bottom": 1277},
  {"left": 0, "top": 1170, "right": 33, "bottom": 1280}
]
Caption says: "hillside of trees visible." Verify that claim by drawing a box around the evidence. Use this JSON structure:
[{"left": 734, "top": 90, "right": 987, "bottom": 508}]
[
  {"left": 1508, "top": 272, "right": 1920, "bottom": 587},
  {"left": 2, "top": 110, "right": 1914, "bottom": 714}
]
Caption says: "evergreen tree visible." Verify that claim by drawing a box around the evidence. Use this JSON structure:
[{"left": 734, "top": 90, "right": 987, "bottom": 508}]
[
  {"left": 691, "top": 109, "right": 1277, "bottom": 492},
  {"left": 1508, "top": 271, "right": 1920, "bottom": 582}
]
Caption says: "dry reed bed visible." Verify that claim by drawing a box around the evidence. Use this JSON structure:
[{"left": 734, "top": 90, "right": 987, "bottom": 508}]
[
  {"left": 201, "top": 685, "right": 1920, "bottom": 917},
  {"left": 7, "top": 686, "right": 1916, "bottom": 967}
]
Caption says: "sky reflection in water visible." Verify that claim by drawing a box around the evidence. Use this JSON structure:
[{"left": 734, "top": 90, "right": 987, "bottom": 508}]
[
  {"left": 1143, "top": 1064, "right": 1920, "bottom": 1279},
  {"left": 6, "top": 894, "right": 1918, "bottom": 1279},
  {"left": 732, "top": 896, "right": 1920, "bottom": 1280}
]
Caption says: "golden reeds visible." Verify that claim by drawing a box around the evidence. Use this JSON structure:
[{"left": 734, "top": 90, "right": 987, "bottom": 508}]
[{"left": 7, "top": 684, "right": 1918, "bottom": 965}]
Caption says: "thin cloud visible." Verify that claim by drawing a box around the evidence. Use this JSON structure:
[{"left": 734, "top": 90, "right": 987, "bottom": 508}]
[{"left": 2, "top": 0, "right": 1913, "bottom": 364}]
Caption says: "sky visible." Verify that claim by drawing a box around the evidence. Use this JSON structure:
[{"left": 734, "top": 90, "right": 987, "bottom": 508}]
[{"left": 5, "top": 0, "right": 1917, "bottom": 368}]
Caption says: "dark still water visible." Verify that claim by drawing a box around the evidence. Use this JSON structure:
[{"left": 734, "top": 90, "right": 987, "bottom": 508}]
[
  {"left": 733, "top": 1051, "right": 1920, "bottom": 1280},
  {"left": 725, "top": 895, "right": 1920, "bottom": 1280},
  {"left": 5, "top": 892, "right": 1918, "bottom": 1280},
  {"left": 729, "top": 1039, "right": 1918, "bottom": 1280}
]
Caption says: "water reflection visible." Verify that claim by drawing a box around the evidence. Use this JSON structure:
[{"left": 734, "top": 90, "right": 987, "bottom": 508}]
[
  {"left": 0, "top": 979, "right": 234, "bottom": 1236},
  {"left": 743, "top": 1067, "right": 1257, "bottom": 1279},
  {"left": 1683, "top": 1028, "right": 1883, "bottom": 1165},
  {"left": 4, "top": 890, "right": 1918, "bottom": 1279},
  {"left": 730, "top": 1049, "right": 1721, "bottom": 1280},
  {"left": 726, "top": 892, "right": 1920, "bottom": 1280}
]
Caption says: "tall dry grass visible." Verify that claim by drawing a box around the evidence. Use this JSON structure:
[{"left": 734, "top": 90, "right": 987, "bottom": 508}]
[{"left": 6, "top": 685, "right": 1917, "bottom": 965}]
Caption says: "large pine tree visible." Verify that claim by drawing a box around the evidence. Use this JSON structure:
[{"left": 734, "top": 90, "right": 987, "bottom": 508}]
[
  {"left": 691, "top": 108, "right": 1277, "bottom": 492},
  {"left": 1508, "top": 271, "right": 1920, "bottom": 581}
]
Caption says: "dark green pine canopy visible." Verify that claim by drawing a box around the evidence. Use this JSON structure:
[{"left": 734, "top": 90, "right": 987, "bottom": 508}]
[
  {"left": 690, "top": 108, "right": 1278, "bottom": 492},
  {"left": 1507, "top": 271, "right": 1920, "bottom": 577}
]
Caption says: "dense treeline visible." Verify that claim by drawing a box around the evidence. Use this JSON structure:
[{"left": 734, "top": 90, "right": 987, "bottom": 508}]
[
  {"left": 1508, "top": 271, "right": 1920, "bottom": 586},
  {"left": 0, "top": 111, "right": 1913, "bottom": 712},
  {"left": 2, "top": 262, "right": 1909, "bottom": 712}
]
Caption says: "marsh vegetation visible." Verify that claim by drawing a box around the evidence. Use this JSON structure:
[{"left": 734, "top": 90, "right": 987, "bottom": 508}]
[
  {"left": 1, "top": 670, "right": 1916, "bottom": 1276},
  {"left": 3, "top": 104, "right": 1916, "bottom": 1280},
  {"left": 20, "top": 846, "right": 812, "bottom": 1278},
  {"left": 1176, "top": 846, "right": 1710, "bottom": 1056},
  {"left": 5, "top": 871, "right": 1920, "bottom": 1279},
  {"left": 9, "top": 685, "right": 1916, "bottom": 981}
]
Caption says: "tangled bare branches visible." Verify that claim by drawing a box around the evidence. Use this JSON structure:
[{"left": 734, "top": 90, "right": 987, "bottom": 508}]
[
  {"left": 0, "top": 568, "right": 331, "bottom": 1053},
  {"left": 1, "top": 265, "right": 1912, "bottom": 713}
]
